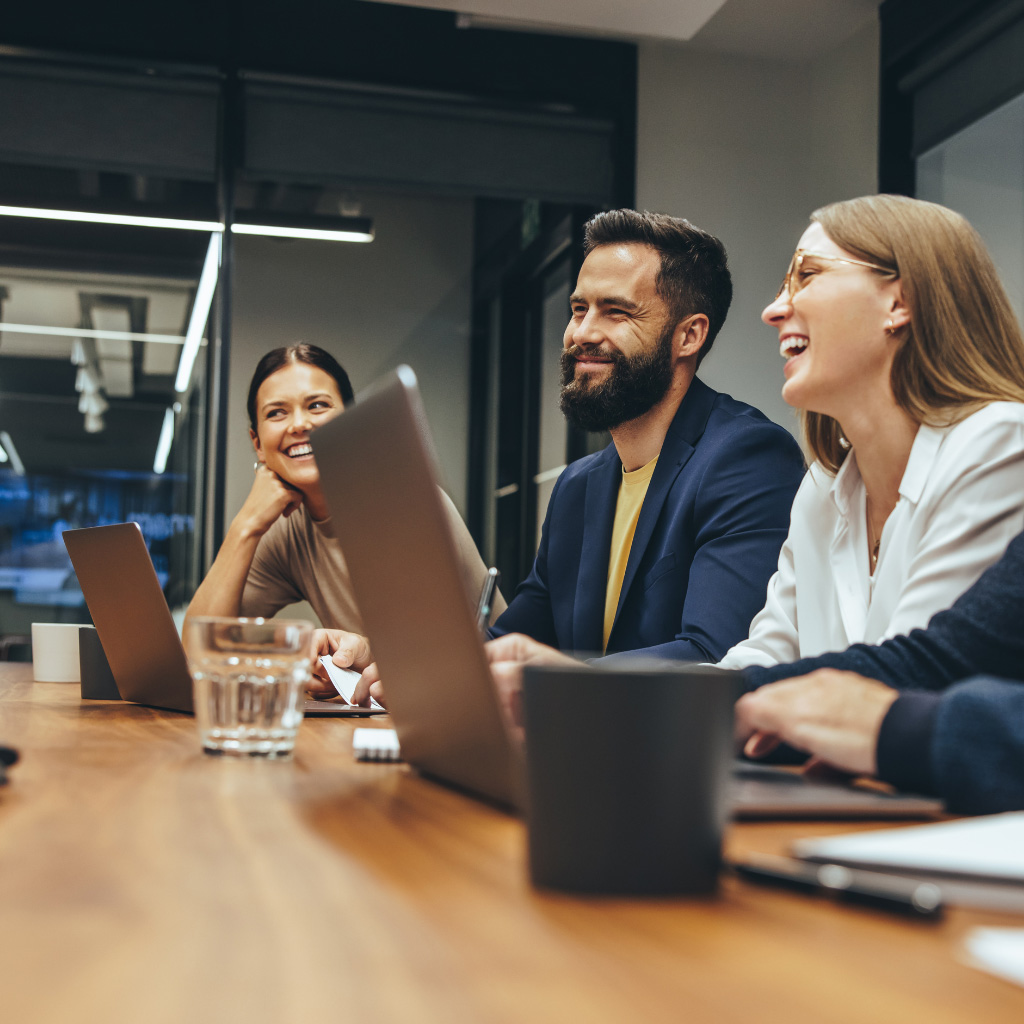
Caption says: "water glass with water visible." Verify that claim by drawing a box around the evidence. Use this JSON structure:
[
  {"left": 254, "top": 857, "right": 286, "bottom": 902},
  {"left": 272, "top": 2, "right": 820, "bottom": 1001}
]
[{"left": 185, "top": 616, "right": 313, "bottom": 757}]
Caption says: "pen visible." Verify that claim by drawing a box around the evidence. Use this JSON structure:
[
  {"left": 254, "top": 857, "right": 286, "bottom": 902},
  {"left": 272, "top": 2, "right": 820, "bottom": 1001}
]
[
  {"left": 731, "top": 853, "right": 944, "bottom": 920},
  {"left": 475, "top": 567, "right": 500, "bottom": 635}
]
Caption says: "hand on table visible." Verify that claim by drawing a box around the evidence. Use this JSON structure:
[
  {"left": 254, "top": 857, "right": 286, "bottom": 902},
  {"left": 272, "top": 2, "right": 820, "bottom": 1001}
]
[
  {"left": 308, "top": 629, "right": 375, "bottom": 698},
  {"left": 484, "top": 633, "right": 579, "bottom": 737},
  {"left": 734, "top": 669, "right": 900, "bottom": 776}
]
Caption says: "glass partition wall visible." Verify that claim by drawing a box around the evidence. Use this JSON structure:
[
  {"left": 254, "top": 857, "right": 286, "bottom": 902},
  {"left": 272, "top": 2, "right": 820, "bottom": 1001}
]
[
  {"left": 0, "top": 203, "right": 214, "bottom": 634},
  {"left": 916, "top": 92, "right": 1024, "bottom": 325},
  {"left": 882, "top": 1, "right": 1024, "bottom": 335}
]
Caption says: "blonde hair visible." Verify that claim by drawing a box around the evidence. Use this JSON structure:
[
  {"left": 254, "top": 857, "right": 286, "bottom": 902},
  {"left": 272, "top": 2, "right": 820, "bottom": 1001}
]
[{"left": 801, "top": 194, "right": 1024, "bottom": 472}]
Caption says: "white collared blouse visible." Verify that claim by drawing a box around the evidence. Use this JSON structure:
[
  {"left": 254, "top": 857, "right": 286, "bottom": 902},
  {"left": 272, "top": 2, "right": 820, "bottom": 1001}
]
[{"left": 717, "top": 402, "right": 1024, "bottom": 670}]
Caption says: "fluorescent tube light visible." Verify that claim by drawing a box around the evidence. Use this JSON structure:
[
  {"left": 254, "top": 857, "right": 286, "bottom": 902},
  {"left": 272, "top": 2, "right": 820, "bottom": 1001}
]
[
  {"left": 0, "top": 431, "right": 25, "bottom": 475},
  {"left": 153, "top": 408, "right": 175, "bottom": 474},
  {"left": 0, "top": 204, "right": 222, "bottom": 232},
  {"left": 0, "top": 322, "right": 187, "bottom": 345},
  {"left": 231, "top": 223, "right": 373, "bottom": 243},
  {"left": 175, "top": 232, "right": 221, "bottom": 394},
  {"left": 231, "top": 211, "right": 374, "bottom": 244},
  {"left": 0, "top": 444, "right": 7, "bottom": 462}
]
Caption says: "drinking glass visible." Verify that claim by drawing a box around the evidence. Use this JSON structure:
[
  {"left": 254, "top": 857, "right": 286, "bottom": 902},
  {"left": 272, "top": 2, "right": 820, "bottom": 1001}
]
[{"left": 185, "top": 616, "right": 313, "bottom": 757}]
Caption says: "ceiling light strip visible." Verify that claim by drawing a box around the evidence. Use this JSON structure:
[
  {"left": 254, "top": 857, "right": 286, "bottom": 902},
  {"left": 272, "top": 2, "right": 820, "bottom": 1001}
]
[
  {"left": 175, "top": 233, "right": 221, "bottom": 394},
  {"left": 0, "top": 431, "right": 25, "bottom": 476},
  {"left": 0, "top": 322, "right": 188, "bottom": 345},
  {"left": 231, "top": 223, "right": 374, "bottom": 243},
  {"left": 0, "top": 204, "right": 223, "bottom": 232},
  {"left": 153, "top": 408, "right": 175, "bottom": 475},
  {"left": 0, "top": 205, "right": 374, "bottom": 242}
]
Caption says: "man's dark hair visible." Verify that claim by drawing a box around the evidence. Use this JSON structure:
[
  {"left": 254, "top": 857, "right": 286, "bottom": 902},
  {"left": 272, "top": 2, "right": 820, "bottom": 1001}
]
[
  {"left": 583, "top": 209, "right": 732, "bottom": 365},
  {"left": 246, "top": 343, "right": 355, "bottom": 432}
]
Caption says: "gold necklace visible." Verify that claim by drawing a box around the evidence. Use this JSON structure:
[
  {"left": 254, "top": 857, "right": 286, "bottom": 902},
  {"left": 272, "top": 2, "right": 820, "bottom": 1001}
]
[{"left": 866, "top": 493, "right": 881, "bottom": 575}]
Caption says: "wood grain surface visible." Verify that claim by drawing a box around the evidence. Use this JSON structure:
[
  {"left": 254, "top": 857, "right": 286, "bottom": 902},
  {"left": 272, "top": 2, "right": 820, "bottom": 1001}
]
[{"left": 0, "top": 664, "right": 1020, "bottom": 1024}]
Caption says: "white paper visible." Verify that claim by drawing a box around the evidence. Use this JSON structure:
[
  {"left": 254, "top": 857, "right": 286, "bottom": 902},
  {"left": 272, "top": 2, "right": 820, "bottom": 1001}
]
[
  {"left": 964, "top": 928, "right": 1024, "bottom": 989},
  {"left": 318, "top": 655, "right": 385, "bottom": 709},
  {"left": 793, "top": 813, "right": 1024, "bottom": 882}
]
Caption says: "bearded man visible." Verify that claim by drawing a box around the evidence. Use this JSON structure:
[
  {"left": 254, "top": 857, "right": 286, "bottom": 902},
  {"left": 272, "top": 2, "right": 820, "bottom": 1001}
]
[{"left": 489, "top": 209, "right": 805, "bottom": 661}]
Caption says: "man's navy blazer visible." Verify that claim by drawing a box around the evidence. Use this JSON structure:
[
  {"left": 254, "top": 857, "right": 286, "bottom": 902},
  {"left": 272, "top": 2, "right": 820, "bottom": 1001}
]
[{"left": 492, "top": 377, "right": 806, "bottom": 662}]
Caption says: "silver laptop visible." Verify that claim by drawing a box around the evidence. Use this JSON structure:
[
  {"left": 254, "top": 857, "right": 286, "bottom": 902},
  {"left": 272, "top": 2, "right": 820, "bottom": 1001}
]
[
  {"left": 311, "top": 366, "right": 944, "bottom": 820},
  {"left": 312, "top": 366, "right": 524, "bottom": 808},
  {"left": 63, "top": 522, "right": 381, "bottom": 717}
]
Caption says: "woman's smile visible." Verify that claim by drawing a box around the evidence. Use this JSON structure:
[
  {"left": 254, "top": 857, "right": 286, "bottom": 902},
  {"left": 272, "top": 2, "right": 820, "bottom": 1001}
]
[{"left": 253, "top": 362, "right": 345, "bottom": 488}]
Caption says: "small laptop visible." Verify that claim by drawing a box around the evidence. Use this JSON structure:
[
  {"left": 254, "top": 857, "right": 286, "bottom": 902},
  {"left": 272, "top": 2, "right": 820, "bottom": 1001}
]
[
  {"left": 311, "top": 366, "right": 944, "bottom": 820},
  {"left": 62, "top": 522, "right": 382, "bottom": 717}
]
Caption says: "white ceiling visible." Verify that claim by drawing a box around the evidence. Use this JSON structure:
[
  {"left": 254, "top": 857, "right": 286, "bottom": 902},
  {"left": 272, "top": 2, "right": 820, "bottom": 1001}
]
[
  {"left": 365, "top": 0, "right": 881, "bottom": 58},
  {"left": 369, "top": 0, "right": 729, "bottom": 43}
]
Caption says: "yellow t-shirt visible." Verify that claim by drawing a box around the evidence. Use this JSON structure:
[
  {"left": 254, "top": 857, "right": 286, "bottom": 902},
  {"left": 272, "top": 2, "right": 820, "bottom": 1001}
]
[{"left": 602, "top": 456, "right": 659, "bottom": 652}]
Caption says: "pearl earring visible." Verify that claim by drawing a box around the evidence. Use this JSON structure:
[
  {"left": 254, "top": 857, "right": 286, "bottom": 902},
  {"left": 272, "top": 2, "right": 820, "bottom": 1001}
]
[{"left": 886, "top": 319, "right": 896, "bottom": 335}]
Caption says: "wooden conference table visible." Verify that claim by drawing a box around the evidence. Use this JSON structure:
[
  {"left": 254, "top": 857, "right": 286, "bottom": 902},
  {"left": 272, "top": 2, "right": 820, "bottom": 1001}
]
[{"left": 0, "top": 663, "right": 1021, "bottom": 1024}]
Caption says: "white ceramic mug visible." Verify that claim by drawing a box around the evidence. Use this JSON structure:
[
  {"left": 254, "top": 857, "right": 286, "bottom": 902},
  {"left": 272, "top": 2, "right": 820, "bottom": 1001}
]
[{"left": 31, "top": 623, "right": 83, "bottom": 682}]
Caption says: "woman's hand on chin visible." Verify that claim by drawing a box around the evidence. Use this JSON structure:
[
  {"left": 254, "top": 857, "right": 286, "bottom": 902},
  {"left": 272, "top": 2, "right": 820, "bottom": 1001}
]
[
  {"left": 308, "top": 629, "right": 375, "bottom": 698},
  {"left": 236, "top": 464, "right": 305, "bottom": 539}
]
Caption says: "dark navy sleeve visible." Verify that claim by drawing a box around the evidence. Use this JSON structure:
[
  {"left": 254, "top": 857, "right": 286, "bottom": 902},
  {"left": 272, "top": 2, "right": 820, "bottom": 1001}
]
[
  {"left": 875, "top": 691, "right": 942, "bottom": 795},
  {"left": 742, "top": 531, "right": 1024, "bottom": 693},
  {"left": 877, "top": 680, "right": 1024, "bottom": 813},
  {"left": 601, "top": 419, "right": 805, "bottom": 665}
]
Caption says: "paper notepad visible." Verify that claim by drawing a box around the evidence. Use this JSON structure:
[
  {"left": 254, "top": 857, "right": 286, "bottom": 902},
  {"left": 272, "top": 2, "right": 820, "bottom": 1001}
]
[
  {"left": 793, "top": 812, "right": 1024, "bottom": 883},
  {"left": 353, "top": 728, "right": 402, "bottom": 763}
]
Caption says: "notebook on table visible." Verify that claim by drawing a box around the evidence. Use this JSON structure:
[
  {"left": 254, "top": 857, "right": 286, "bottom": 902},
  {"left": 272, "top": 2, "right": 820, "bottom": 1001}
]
[{"left": 792, "top": 813, "right": 1024, "bottom": 911}]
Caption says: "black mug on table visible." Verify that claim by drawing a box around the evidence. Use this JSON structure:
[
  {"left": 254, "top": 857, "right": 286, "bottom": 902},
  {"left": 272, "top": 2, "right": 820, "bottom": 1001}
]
[{"left": 521, "top": 663, "right": 735, "bottom": 896}]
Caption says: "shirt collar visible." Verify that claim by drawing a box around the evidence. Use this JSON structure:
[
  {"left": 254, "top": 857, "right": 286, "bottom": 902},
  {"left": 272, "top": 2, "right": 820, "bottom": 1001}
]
[
  {"left": 829, "top": 421, "right": 937, "bottom": 516},
  {"left": 830, "top": 451, "right": 862, "bottom": 518},
  {"left": 897, "top": 423, "right": 942, "bottom": 504}
]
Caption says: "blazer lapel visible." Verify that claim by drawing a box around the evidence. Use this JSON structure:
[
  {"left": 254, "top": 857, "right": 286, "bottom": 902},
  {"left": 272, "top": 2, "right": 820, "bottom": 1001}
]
[
  {"left": 610, "top": 378, "right": 718, "bottom": 636},
  {"left": 571, "top": 446, "right": 621, "bottom": 653}
]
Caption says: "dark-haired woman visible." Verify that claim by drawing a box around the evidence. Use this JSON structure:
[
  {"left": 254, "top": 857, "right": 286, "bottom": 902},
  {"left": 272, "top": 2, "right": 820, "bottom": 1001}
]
[{"left": 186, "top": 344, "right": 502, "bottom": 684}]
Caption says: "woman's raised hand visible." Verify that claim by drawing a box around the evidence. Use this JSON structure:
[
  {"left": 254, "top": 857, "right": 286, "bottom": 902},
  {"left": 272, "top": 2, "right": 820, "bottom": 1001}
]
[{"left": 237, "top": 464, "right": 306, "bottom": 539}]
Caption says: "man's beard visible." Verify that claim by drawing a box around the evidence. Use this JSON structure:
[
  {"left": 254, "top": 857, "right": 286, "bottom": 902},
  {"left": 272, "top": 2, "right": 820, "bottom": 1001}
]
[{"left": 558, "top": 323, "right": 675, "bottom": 432}]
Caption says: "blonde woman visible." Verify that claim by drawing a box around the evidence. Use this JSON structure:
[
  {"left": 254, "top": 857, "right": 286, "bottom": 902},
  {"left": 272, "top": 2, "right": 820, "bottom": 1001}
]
[{"left": 717, "top": 194, "right": 1024, "bottom": 670}]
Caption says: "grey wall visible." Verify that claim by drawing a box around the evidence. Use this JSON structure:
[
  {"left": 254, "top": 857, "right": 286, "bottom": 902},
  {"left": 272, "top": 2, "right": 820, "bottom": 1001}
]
[
  {"left": 225, "top": 192, "right": 474, "bottom": 622},
  {"left": 227, "top": 191, "right": 474, "bottom": 521},
  {"left": 636, "top": 21, "right": 880, "bottom": 439}
]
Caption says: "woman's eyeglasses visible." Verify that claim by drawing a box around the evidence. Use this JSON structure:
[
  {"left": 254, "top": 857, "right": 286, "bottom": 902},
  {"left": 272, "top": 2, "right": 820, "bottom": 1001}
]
[{"left": 776, "top": 250, "right": 895, "bottom": 300}]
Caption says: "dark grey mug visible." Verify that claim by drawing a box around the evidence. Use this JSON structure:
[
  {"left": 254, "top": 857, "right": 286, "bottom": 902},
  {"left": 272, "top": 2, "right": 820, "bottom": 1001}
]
[
  {"left": 521, "top": 663, "right": 735, "bottom": 895},
  {"left": 79, "top": 625, "right": 122, "bottom": 701}
]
